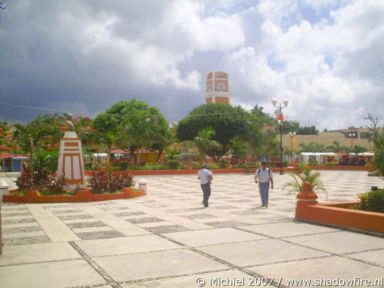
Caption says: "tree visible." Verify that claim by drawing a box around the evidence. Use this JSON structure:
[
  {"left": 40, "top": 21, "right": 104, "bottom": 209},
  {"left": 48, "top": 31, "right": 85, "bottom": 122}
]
[
  {"left": 326, "top": 141, "right": 348, "bottom": 153},
  {"left": 373, "top": 133, "right": 384, "bottom": 175},
  {"left": 94, "top": 100, "right": 172, "bottom": 164},
  {"left": 282, "top": 120, "right": 318, "bottom": 135},
  {"left": 0, "top": 121, "right": 12, "bottom": 151},
  {"left": 13, "top": 114, "right": 64, "bottom": 172},
  {"left": 176, "top": 104, "right": 252, "bottom": 159},
  {"left": 193, "top": 127, "right": 222, "bottom": 161},
  {"left": 248, "top": 105, "right": 277, "bottom": 160}
]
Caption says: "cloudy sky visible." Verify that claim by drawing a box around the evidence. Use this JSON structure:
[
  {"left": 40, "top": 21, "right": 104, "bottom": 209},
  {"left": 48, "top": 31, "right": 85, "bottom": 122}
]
[{"left": 0, "top": 0, "right": 383, "bottom": 130}]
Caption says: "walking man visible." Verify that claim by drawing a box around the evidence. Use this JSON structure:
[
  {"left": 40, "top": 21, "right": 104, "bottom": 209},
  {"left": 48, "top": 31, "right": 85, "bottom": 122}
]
[
  {"left": 254, "top": 161, "right": 273, "bottom": 208},
  {"left": 197, "top": 164, "right": 213, "bottom": 208}
]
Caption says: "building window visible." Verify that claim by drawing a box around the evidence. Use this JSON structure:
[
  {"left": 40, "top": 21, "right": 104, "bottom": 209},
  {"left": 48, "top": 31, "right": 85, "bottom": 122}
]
[{"left": 360, "top": 132, "right": 370, "bottom": 139}]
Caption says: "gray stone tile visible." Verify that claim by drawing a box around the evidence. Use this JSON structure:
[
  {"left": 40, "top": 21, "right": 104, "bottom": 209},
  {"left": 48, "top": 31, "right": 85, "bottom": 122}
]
[
  {"left": 77, "top": 230, "right": 125, "bottom": 240},
  {"left": 182, "top": 213, "right": 218, "bottom": 219},
  {"left": 144, "top": 225, "right": 190, "bottom": 234},
  {"left": 57, "top": 214, "right": 94, "bottom": 220},
  {"left": 198, "top": 239, "right": 329, "bottom": 267},
  {"left": 3, "top": 235, "right": 51, "bottom": 246},
  {"left": 205, "top": 220, "right": 251, "bottom": 228},
  {"left": 66, "top": 221, "right": 107, "bottom": 229},
  {"left": 2, "top": 217, "right": 36, "bottom": 225},
  {"left": 3, "top": 225, "right": 43, "bottom": 234},
  {"left": 2, "top": 212, "right": 31, "bottom": 217},
  {"left": 114, "top": 211, "right": 146, "bottom": 217},
  {"left": 94, "top": 249, "right": 228, "bottom": 282},
  {"left": 126, "top": 216, "right": 165, "bottom": 224}
]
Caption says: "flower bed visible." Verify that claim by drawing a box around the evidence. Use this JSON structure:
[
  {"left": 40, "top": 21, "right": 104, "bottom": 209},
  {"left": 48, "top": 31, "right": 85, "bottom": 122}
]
[
  {"left": 3, "top": 188, "right": 145, "bottom": 203},
  {"left": 84, "top": 165, "right": 369, "bottom": 176}
]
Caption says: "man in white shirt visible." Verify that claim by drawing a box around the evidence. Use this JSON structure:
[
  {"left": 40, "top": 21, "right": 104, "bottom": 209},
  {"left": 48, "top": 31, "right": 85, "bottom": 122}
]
[
  {"left": 197, "top": 164, "right": 213, "bottom": 208},
  {"left": 254, "top": 161, "right": 274, "bottom": 208}
]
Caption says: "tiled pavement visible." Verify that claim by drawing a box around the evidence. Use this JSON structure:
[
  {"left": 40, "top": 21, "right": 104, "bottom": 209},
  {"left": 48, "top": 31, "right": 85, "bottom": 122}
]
[{"left": 1, "top": 171, "right": 384, "bottom": 288}]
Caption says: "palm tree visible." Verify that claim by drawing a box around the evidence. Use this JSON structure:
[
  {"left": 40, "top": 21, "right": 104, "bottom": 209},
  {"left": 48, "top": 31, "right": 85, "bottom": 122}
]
[{"left": 193, "top": 127, "right": 222, "bottom": 162}]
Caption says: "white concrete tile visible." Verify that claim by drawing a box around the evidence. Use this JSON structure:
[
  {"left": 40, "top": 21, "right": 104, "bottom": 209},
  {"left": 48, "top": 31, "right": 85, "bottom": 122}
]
[
  {"left": 198, "top": 239, "right": 329, "bottom": 267},
  {"left": 94, "top": 249, "right": 228, "bottom": 282},
  {"left": 286, "top": 231, "right": 384, "bottom": 254},
  {"left": 239, "top": 222, "right": 339, "bottom": 238},
  {"left": 250, "top": 256, "right": 384, "bottom": 288},
  {"left": 348, "top": 249, "right": 384, "bottom": 267},
  {"left": 0, "top": 260, "right": 106, "bottom": 288},
  {"left": 0, "top": 242, "right": 81, "bottom": 265},
  {"left": 164, "top": 228, "right": 266, "bottom": 247},
  {"left": 76, "top": 234, "right": 181, "bottom": 257},
  {"left": 122, "top": 270, "right": 266, "bottom": 288},
  {"left": 26, "top": 205, "right": 80, "bottom": 242}
]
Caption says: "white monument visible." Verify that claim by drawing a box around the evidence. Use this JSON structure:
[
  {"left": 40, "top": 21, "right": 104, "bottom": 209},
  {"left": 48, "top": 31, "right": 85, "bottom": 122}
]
[{"left": 57, "top": 130, "right": 85, "bottom": 186}]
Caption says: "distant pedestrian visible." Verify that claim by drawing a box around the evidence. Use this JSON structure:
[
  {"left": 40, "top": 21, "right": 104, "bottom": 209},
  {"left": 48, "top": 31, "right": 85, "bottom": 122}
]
[
  {"left": 197, "top": 164, "right": 213, "bottom": 208},
  {"left": 254, "top": 161, "right": 273, "bottom": 208}
]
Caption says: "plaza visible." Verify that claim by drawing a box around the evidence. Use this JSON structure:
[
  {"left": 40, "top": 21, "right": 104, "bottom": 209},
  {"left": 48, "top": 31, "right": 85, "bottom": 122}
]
[{"left": 0, "top": 170, "right": 384, "bottom": 287}]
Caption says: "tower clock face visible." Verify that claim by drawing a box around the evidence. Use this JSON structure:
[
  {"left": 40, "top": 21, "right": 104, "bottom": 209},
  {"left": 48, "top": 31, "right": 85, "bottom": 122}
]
[{"left": 217, "top": 83, "right": 225, "bottom": 91}]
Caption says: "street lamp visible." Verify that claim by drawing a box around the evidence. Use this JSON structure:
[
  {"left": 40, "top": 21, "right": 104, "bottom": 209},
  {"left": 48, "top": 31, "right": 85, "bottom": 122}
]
[
  {"left": 272, "top": 98, "right": 289, "bottom": 175},
  {"left": 289, "top": 131, "right": 296, "bottom": 163}
]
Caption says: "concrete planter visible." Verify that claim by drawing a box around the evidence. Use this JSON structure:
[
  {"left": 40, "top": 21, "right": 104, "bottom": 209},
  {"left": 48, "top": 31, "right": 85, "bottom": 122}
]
[
  {"left": 3, "top": 188, "right": 145, "bottom": 203},
  {"left": 296, "top": 182, "right": 384, "bottom": 234}
]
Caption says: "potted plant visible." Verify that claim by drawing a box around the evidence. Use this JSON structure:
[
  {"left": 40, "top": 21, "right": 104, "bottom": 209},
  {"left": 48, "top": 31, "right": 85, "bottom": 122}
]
[{"left": 284, "top": 163, "right": 327, "bottom": 198}]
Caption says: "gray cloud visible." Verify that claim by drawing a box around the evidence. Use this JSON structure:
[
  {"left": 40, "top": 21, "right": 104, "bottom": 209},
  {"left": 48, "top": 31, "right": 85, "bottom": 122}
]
[{"left": 0, "top": 0, "right": 383, "bottom": 129}]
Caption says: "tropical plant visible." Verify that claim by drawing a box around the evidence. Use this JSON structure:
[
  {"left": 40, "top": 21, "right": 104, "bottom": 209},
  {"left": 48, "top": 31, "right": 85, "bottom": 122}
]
[
  {"left": 87, "top": 171, "right": 133, "bottom": 193},
  {"left": 299, "top": 142, "right": 327, "bottom": 152},
  {"left": 16, "top": 167, "right": 66, "bottom": 195},
  {"left": 193, "top": 127, "right": 222, "bottom": 161},
  {"left": 283, "top": 164, "right": 327, "bottom": 197}
]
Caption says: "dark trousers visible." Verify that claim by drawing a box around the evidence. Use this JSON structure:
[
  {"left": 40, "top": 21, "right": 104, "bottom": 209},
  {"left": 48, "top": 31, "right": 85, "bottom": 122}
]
[
  {"left": 201, "top": 183, "right": 211, "bottom": 207},
  {"left": 259, "top": 182, "right": 270, "bottom": 206}
]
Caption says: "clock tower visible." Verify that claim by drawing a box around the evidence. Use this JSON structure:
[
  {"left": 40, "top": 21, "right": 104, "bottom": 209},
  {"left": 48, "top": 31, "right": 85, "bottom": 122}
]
[{"left": 205, "top": 72, "right": 230, "bottom": 104}]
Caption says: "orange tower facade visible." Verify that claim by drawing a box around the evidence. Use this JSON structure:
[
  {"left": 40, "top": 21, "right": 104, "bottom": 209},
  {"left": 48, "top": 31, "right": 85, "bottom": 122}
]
[{"left": 205, "top": 72, "right": 230, "bottom": 104}]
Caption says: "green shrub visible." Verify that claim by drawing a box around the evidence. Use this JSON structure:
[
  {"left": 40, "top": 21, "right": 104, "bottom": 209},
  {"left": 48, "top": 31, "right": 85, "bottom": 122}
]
[
  {"left": 119, "top": 161, "right": 129, "bottom": 170},
  {"left": 366, "top": 190, "right": 384, "bottom": 213},
  {"left": 207, "top": 163, "right": 219, "bottom": 169},
  {"left": 167, "top": 159, "right": 179, "bottom": 169},
  {"left": 192, "top": 162, "right": 201, "bottom": 169},
  {"left": 218, "top": 159, "right": 228, "bottom": 169},
  {"left": 139, "top": 163, "right": 167, "bottom": 170},
  {"left": 353, "top": 191, "right": 384, "bottom": 213},
  {"left": 233, "top": 162, "right": 259, "bottom": 169}
]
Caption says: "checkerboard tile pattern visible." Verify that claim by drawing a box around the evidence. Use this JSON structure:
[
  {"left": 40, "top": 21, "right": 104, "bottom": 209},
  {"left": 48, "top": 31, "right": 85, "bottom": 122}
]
[{"left": 1, "top": 171, "right": 383, "bottom": 288}]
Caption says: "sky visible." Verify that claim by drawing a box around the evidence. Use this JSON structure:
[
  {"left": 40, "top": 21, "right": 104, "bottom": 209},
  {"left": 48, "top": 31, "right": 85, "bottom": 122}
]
[{"left": 0, "top": 0, "right": 383, "bottom": 130}]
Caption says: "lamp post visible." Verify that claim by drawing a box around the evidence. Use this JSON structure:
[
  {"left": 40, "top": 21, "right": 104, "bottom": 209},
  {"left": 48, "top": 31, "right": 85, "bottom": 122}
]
[
  {"left": 289, "top": 131, "right": 296, "bottom": 163},
  {"left": 272, "top": 98, "right": 289, "bottom": 175}
]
